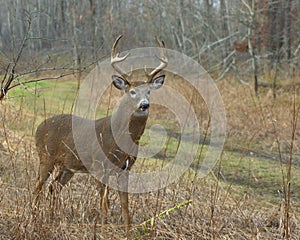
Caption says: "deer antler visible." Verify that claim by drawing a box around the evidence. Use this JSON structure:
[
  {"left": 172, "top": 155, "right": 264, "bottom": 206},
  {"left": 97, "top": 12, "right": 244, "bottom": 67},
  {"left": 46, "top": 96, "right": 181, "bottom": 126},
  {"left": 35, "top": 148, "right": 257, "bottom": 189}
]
[
  {"left": 146, "top": 37, "right": 168, "bottom": 80},
  {"left": 111, "top": 35, "right": 130, "bottom": 78}
]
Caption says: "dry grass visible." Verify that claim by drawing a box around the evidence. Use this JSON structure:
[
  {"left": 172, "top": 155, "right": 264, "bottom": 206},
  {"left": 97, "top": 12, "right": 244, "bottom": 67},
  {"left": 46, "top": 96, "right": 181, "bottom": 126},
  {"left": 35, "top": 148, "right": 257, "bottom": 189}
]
[
  {"left": 0, "top": 77, "right": 299, "bottom": 239},
  {"left": 221, "top": 80, "right": 300, "bottom": 156}
]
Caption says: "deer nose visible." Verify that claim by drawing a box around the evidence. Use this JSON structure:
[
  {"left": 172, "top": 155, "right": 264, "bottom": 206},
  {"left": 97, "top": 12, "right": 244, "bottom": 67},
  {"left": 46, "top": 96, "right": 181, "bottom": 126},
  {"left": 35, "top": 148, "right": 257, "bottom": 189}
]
[{"left": 139, "top": 100, "right": 149, "bottom": 111}]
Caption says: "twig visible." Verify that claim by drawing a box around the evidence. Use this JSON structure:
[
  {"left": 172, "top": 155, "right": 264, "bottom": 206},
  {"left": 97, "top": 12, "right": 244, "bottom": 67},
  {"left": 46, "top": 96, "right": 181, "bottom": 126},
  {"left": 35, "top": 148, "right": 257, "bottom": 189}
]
[
  {"left": 0, "top": 14, "right": 32, "bottom": 100},
  {"left": 139, "top": 200, "right": 192, "bottom": 229}
]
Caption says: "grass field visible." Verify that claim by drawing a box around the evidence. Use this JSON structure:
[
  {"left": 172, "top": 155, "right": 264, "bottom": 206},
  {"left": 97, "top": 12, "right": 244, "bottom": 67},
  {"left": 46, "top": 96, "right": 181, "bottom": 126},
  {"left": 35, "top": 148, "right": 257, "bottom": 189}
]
[{"left": 0, "top": 75, "right": 299, "bottom": 239}]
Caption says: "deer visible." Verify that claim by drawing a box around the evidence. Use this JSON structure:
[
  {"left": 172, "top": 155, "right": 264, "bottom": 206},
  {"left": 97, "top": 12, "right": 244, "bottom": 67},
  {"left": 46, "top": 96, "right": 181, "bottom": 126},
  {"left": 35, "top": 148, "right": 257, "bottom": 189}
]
[{"left": 32, "top": 35, "right": 168, "bottom": 233}]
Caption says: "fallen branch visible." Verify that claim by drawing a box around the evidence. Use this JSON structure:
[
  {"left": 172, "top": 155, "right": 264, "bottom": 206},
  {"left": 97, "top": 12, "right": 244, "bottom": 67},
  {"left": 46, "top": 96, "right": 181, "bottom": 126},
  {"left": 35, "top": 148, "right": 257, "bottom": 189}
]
[{"left": 139, "top": 199, "right": 192, "bottom": 230}]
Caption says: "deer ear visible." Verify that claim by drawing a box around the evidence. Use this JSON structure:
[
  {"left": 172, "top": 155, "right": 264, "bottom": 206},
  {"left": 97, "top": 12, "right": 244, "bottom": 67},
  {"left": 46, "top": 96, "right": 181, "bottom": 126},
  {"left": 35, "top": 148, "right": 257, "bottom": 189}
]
[
  {"left": 112, "top": 75, "right": 130, "bottom": 90},
  {"left": 150, "top": 75, "right": 165, "bottom": 89}
]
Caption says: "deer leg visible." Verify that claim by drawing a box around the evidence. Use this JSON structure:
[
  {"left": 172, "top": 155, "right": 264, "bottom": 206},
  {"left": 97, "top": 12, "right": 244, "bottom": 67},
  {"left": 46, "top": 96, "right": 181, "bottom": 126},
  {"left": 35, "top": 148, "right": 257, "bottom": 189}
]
[
  {"left": 95, "top": 174, "right": 109, "bottom": 232},
  {"left": 117, "top": 171, "right": 131, "bottom": 233},
  {"left": 118, "top": 191, "right": 130, "bottom": 230},
  {"left": 49, "top": 168, "right": 74, "bottom": 194},
  {"left": 99, "top": 183, "right": 109, "bottom": 228},
  {"left": 33, "top": 162, "right": 54, "bottom": 206},
  {"left": 45, "top": 168, "right": 73, "bottom": 221}
]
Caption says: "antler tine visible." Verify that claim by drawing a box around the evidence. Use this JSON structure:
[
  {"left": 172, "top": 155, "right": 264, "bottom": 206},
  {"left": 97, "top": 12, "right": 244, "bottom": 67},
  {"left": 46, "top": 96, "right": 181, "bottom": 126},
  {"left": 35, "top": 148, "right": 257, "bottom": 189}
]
[
  {"left": 111, "top": 35, "right": 129, "bottom": 78},
  {"left": 147, "top": 37, "right": 168, "bottom": 80}
]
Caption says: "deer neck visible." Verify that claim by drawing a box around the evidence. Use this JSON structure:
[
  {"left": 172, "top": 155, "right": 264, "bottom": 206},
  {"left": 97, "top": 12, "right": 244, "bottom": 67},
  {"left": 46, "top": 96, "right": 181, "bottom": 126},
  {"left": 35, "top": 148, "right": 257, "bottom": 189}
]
[
  {"left": 128, "top": 114, "right": 148, "bottom": 142},
  {"left": 111, "top": 100, "right": 148, "bottom": 143}
]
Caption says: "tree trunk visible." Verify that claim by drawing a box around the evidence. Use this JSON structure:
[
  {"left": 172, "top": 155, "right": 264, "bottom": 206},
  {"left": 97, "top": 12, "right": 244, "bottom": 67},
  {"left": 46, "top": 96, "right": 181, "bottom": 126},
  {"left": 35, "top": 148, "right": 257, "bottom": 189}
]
[
  {"left": 268, "top": 0, "right": 278, "bottom": 66},
  {"left": 89, "top": 0, "right": 97, "bottom": 61},
  {"left": 71, "top": 1, "right": 81, "bottom": 90},
  {"left": 220, "top": 0, "right": 229, "bottom": 56},
  {"left": 285, "top": 0, "right": 293, "bottom": 60}
]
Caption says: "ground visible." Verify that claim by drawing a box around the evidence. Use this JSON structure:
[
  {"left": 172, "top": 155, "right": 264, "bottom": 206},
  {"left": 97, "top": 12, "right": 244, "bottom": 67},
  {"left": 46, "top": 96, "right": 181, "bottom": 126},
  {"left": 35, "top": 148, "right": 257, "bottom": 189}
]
[{"left": 0, "top": 75, "right": 299, "bottom": 239}]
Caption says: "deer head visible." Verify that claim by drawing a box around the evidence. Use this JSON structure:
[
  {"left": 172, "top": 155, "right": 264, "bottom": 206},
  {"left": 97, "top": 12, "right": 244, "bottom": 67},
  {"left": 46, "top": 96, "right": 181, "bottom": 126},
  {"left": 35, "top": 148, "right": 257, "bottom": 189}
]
[{"left": 111, "top": 35, "right": 168, "bottom": 117}]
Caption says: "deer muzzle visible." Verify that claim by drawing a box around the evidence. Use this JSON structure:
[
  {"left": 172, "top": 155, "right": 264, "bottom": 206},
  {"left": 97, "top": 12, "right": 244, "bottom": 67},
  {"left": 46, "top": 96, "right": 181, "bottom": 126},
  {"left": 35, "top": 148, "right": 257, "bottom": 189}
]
[{"left": 138, "top": 100, "right": 150, "bottom": 111}]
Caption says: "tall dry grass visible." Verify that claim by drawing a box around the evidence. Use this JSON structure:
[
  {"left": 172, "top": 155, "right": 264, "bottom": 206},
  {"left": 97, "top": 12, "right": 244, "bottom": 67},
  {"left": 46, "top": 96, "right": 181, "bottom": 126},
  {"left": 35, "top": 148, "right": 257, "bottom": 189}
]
[{"left": 0, "top": 77, "right": 299, "bottom": 239}]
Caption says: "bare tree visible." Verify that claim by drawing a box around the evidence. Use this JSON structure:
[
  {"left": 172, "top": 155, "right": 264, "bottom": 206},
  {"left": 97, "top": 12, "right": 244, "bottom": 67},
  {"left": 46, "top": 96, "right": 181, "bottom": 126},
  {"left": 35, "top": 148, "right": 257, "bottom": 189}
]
[{"left": 0, "top": 0, "right": 299, "bottom": 99}]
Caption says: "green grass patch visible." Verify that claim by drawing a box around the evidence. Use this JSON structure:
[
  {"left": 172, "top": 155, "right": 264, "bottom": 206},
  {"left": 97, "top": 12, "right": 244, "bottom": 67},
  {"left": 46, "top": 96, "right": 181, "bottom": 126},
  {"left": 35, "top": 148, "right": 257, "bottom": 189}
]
[
  {"left": 218, "top": 151, "right": 300, "bottom": 210},
  {"left": 9, "top": 80, "right": 77, "bottom": 113}
]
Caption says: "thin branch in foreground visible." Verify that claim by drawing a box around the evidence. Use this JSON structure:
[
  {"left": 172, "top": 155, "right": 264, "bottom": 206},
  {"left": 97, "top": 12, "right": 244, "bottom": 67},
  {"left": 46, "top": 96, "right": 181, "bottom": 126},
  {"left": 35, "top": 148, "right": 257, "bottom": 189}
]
[{"left": 139, "top": 200, "right": 192, "bottom": 229}]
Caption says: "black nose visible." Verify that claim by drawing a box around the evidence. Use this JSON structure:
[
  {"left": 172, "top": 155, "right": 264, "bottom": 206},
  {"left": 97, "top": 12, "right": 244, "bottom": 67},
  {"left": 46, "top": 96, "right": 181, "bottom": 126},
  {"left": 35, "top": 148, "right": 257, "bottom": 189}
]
[{"left": 140, "top": 101, "right": 149, "bottom": 110}]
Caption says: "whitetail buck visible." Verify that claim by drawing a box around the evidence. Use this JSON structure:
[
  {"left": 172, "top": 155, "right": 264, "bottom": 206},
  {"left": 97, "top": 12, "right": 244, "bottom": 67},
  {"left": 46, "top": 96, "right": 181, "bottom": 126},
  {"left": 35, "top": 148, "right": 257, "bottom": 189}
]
[{"left": 33, "top": 35, "right": 168, "bottom": 233}]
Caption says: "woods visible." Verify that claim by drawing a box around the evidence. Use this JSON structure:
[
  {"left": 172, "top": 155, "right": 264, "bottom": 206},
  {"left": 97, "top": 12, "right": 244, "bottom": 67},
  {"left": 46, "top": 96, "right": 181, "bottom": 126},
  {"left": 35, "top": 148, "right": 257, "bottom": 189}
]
[{"left": 0, "top": 0, "right": 299, "bottom": 99}]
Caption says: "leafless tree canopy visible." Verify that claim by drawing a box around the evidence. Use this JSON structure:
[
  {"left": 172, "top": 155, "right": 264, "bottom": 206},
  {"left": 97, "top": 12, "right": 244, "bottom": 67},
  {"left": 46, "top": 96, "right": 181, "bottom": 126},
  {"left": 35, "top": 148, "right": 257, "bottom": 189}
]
[{"left": 0, "top": 0, "right": 299, "bottom": 98}]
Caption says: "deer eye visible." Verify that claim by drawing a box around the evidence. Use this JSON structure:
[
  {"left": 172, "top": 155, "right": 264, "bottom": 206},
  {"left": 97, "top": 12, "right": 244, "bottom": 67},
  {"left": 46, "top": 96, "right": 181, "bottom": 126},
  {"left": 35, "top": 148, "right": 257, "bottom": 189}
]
[{"left": 129, "top": 89, "right": 136, "bottom": 98}]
